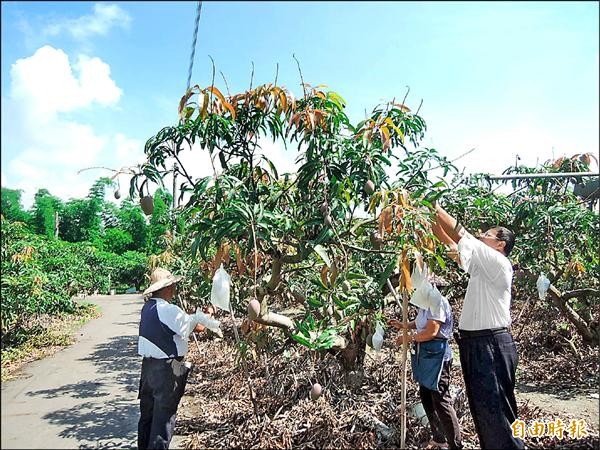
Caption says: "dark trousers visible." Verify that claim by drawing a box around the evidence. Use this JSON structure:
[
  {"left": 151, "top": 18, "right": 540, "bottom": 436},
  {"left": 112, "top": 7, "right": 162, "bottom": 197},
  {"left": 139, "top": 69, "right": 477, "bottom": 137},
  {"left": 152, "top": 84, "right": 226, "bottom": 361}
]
[
  {"left": 138, "top": 357, "right": 190, "bottom": 450},
  {"left": 420, "top": 360, "right": 462, "bottom": 450},
  {"left": 457, "top": 330, "right": 524, "bottom": 450}
]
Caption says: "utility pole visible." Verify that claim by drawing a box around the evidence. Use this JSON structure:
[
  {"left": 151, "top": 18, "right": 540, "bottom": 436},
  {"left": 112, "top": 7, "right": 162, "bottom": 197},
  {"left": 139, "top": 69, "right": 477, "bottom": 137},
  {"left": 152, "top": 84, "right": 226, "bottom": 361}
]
[{"left": 54, "top": 211, "right": 59, "bottom": 239}]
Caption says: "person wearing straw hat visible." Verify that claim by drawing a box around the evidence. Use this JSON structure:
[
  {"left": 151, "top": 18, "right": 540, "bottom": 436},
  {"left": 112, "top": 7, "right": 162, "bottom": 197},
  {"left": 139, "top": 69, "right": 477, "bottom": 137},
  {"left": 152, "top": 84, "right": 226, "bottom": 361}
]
[{"left": 137, "top": 267, "right": 216, "bottom": 450}]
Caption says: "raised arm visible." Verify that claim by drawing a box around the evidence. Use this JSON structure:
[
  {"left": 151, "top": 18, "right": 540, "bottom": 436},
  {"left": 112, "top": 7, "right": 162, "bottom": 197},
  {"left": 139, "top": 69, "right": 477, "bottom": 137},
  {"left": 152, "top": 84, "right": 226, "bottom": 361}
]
[
  {"left": 433, "top": 202, "right": 466, "bottom": 244},
  {"left": 432, "top": 218, "right": 458, "bottom": 248}
]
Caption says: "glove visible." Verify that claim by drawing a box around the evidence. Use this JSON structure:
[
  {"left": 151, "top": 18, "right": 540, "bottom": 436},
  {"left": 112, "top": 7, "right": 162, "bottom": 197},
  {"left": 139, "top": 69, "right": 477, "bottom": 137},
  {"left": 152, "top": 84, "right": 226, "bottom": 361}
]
[{"left": 194, "top": 309, "right": 223, "bottom": 338}]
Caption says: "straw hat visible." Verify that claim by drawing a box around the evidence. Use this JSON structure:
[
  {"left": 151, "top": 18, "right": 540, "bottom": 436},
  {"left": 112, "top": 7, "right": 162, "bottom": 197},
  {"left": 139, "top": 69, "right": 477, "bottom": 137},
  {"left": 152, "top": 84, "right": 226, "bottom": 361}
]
[{"left": 143, "top": 268, "right": 182, "bottom": 296}]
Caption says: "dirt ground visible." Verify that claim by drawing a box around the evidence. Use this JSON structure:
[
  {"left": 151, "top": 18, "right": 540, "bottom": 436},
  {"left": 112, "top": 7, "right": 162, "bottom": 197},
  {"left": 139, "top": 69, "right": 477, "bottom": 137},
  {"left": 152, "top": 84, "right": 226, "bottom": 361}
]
[
  {"left": 174, "top": 313, "right": 600, "bottom": 449},
  {"left": 516, "top": 386, "right": 599, "bottom": 433}
]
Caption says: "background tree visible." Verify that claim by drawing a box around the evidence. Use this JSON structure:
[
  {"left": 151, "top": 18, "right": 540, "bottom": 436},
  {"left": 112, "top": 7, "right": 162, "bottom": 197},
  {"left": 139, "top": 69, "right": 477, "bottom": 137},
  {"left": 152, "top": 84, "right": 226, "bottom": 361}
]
[
  {"left": 0, "top": 187, "right": 31, "bottom": 224},
  {"left": 117, "top": 198, "right": 150, "bottom": 252},
  {"left": 146, "top": 188, "right": 172, "bottom": 254},
  {"left": 441, "top": 155, "right": 599, "bottom": 344},
  {"left": 58, "top": 178, "right": 111, "bottom": 244},
  {"left": 30, "top": 189, "right": 62, "bottom": 239},
  {"left": 102, "top": 227, "right": 134, "bottom": 255}
]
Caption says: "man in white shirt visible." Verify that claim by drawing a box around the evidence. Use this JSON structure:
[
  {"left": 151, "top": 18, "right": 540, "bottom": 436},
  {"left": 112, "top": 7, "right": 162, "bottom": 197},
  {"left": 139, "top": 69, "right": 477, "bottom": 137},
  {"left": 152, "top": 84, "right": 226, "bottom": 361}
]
[
  {"left": 431, "top": 202, "right": 524, "bottom": 449},
  {"left": 137, "top": 268, "right": 211, "bottom": 450}
]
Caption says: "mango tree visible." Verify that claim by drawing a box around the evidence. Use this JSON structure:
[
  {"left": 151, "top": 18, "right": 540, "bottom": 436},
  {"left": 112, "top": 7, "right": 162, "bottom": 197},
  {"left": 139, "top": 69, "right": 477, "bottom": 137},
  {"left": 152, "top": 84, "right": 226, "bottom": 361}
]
[{"left": 129, "top": 79, "right": 456, "bottom": 375}]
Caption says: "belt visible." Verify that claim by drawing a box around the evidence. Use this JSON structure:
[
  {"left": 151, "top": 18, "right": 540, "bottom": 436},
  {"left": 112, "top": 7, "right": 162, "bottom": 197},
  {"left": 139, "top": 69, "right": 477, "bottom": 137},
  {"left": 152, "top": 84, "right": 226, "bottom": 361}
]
[
  {"left": 143, "top": 356, "right": 184, "bottom": 362},
  {"left": 456, "top": 327, "right": 508, "bottom": 339}
]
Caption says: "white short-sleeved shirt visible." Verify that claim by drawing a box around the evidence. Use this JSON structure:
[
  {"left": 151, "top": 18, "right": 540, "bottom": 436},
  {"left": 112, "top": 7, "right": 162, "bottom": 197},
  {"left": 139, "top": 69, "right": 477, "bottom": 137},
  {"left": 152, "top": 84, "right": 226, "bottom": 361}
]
[
  {"left": 415, "top": 295, "right": 454, "bottom": 361},
  {"left": 138, "top": 297, "right": 197, "bottom": 359},
  {"left": 457, "top": 232, "right": 513, "bottom": 330}
]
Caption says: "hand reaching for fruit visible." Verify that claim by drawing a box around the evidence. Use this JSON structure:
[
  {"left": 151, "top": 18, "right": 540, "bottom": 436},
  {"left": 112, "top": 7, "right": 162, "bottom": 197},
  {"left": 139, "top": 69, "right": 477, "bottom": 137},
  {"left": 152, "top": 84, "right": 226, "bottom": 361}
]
[{"left": 387, "top": 319, "right": 404, "bottom": 330}]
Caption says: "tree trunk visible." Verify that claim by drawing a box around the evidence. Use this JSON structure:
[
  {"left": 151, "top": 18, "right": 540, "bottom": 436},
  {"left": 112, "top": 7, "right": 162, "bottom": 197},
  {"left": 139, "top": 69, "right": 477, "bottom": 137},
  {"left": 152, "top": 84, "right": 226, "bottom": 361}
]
[
  {"left": 338, "top": 325, "right": 366, "bottom": 389},
  {"left": 547, "top": 285, "right": 597, "bottom": 344},
  {"left": 515, "top": 269, "right": 598, "bottom": 345},
  {"left": 400, "top": 290, "right": 409, "bottom": 449}
]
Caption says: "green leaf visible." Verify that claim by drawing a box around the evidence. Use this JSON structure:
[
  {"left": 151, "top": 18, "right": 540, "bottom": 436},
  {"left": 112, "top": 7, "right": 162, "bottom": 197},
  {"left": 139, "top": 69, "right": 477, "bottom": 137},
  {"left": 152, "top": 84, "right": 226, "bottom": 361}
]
[
  {"left": 346, "top": 272, "right": 369, "bottom": 280},
  {"left": 377, "top": 258, "right": 398, "bottom": 289},
  {"left": 191, "top": 236, "right": 200, "bottom": 259},
  {"left": 290, "top": 333, "right": 313, "bottom": 348},
  {"left": 306, "top": 296, "right": 323, "bottom": 308}
]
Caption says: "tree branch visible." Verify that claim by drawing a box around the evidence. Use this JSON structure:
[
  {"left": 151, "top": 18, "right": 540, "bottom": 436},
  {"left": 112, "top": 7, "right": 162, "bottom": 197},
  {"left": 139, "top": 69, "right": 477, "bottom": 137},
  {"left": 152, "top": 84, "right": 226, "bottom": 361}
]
[
  {"left": 562, "top": 288, "right": 600, "bottom": 301},
  {"left": 170, "top": 149, "right": 196, "bottom": 189},
  {"left": 281, "top": 250, "right": 308, "bottom": 264},
  {"left": 546, "top": 285, "right": 595, "bottom": 342},
  {"left": 265, "top": 258, "right": 283, "bottom": 292},
  {"left": 342, "top": 242, "right": 396, "bottom": 255}
]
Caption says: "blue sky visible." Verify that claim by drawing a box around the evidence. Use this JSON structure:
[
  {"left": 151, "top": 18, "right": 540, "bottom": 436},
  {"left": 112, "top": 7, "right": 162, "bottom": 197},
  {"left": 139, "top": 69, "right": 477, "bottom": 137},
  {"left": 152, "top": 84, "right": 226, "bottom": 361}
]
[{"left": 1, "top": 1, "right": 598, "bottom": 208}]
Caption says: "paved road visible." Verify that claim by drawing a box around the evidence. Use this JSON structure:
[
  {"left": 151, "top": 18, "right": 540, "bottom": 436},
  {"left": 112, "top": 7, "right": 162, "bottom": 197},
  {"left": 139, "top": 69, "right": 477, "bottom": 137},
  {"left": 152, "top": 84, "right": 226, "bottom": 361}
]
[{"left": 1, "top": 294, "right": 166, "bottom": 449}]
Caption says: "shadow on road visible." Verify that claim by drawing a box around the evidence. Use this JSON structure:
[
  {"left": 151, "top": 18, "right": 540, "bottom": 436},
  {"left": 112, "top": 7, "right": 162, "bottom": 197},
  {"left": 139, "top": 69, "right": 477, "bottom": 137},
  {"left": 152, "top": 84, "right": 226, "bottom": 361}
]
[
  {"left": 27, "top": 380, "right": 110, "bottom": 399},
  {"left": 79, "top": 335, "right": 140, "bottom": 392},
  {"left": 42, "top": 399, "right": 138, "bottom": 449},
  {"left": 26, "top": 334, "right": 141, "bottom": 446},
  {"left": 516, "top": 381, "right": 591, "bottom": 401}
]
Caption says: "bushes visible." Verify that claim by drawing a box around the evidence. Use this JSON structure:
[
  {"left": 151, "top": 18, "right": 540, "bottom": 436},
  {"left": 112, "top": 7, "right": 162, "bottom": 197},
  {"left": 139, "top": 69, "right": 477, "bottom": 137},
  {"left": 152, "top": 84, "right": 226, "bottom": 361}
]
[{"left": 1, "top": 216, "right": 147, "bottom": 349}]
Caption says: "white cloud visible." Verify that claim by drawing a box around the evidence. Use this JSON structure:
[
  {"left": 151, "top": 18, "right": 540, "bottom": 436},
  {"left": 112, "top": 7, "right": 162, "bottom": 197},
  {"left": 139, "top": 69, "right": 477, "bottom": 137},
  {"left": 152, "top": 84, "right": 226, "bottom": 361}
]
[
  {"left": 3, "top": 46, "right": 143, "bottom": 209},
  {"left": 43, "top": 3, "right": 131, "bottom": 41},
  {"left": 423, "top": 108, "right": 599, "bottom": 180},
  {"left": 113, "top": 133, "right": 143, "bottom": 166},
  {"left": 9, "top": 46, "right": 121, "bottom": 122}
]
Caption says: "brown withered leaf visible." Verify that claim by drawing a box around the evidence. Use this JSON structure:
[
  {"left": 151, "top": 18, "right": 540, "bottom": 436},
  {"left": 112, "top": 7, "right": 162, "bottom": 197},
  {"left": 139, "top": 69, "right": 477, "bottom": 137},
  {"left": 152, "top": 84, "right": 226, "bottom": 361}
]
[
  {"left": 288, "top": 112, "right": 300, "bottom": 129},
  {"left": 221, "top": 242, "right": 231, "bottom": 265},
  {"left": 245, "top": 251, "right": 264, "bottom": 277},
  {"left": 207, "top": 85, "right": 227, "bottom": 105},
  {"left": 234, "top": 244, "right": 246, "bottom": 276},
  {"left": 211, "top": 246, "right": 224, "bottom": 275},
  {"left": 399, "top": 250, "right": 412, "bottom": 292},
  {"left": 306, "top": 111, "right": 315, "bottom": 130},
  {"left": 221, "top": 100, "right": 236, "bottom": 120},
  {"left": 320, "top": 265, "right": 329, "bottom": 287},
  {"left": 379, "top": 206, "right": 393, "bottom": 237},
  {"left": 178, "top": 88, "right": 194, "bottom": 115},
  {"left": 278, "top": 90, "right": 288, "bottom": 113},
  {"left": 329, "top": 260, "right": 339, "bottom": 286},
  {"left": 200, "top": 92, "right": 209, "bottom": 119}
]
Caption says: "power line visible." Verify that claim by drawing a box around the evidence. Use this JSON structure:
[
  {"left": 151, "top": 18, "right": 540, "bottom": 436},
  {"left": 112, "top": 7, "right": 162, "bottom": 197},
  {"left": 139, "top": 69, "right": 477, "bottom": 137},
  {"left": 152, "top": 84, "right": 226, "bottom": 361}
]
[
  {"left": 485, "top": 172, "right": 599, "bottom": 181},
  {"left": 186, "top": 1, "right": 203, "bottom": 92}
]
